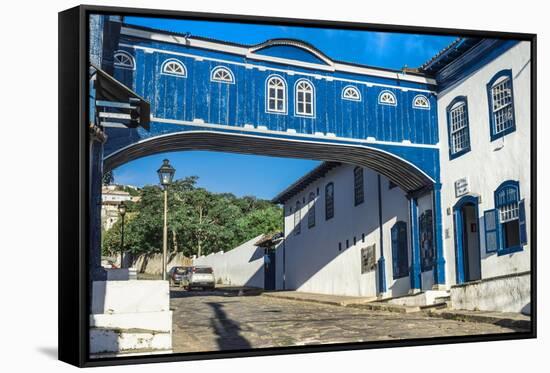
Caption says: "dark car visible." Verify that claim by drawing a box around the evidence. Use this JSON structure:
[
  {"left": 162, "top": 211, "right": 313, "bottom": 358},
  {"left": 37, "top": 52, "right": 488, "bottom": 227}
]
[{"left": 168, "top": 266, "right": 188, "bottom": 286}]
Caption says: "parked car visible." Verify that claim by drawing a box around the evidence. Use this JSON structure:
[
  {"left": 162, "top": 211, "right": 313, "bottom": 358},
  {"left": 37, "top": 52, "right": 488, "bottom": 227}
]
[
  {"left": 183, "top": 266, "right": 215, "bottom": 290},
  {"left": 168, "top": 266, "right": 188, "bottom": 286}
]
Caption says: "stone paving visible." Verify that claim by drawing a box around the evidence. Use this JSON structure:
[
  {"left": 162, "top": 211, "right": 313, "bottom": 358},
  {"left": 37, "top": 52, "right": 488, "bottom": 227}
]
[{"left": 169, "top": 288, "right": 523, "bottom": 353}]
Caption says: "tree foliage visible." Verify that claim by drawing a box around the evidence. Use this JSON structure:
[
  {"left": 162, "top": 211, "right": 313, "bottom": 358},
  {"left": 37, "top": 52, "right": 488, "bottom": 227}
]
[{"left": 102, "top": 176, "right": 283, "bottom": 257}]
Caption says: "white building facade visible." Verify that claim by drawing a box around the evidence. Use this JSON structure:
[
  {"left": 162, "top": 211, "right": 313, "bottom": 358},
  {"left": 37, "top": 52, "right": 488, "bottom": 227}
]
[
  {"left": 273, "top": 40, "right": 532, "bottom": 313},
  {"left": 101, "top": 186, "right": 132, "bottom": 231}
]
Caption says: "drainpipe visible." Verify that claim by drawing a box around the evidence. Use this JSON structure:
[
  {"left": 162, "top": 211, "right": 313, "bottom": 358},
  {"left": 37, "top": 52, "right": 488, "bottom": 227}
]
[
  {"left": 377, "top": 175, "right": 387, "bottom": 296},
  {"left": 282, "top": 209, "right": 286, "bottom": 290},
  {"left": 432, "top": 183, "right": 446, "bottom": 288}
]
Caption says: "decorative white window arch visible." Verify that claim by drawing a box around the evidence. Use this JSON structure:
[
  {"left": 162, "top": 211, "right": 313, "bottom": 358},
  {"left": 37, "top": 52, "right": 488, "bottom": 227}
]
[
  {"left": 294, "top": 79, "right": 315, "bottom": 117},
  {"left": 210, "top": 66, "right": 235, "bottom": 83},
  {"left": 161, "top": 59, "right": 187, "bottom": 77},
  {"left": 342, "top": 86, "right": 361, "bottom": 101},
  {"left": 113, "top": 50, "right": 135, "bottom": 70},
  {"left": 266, "top": 75, "right": 287, "bottom": 114},
  {"left": 378, "top": 90, "right": 397, "bottom": 106},
  {"left": 413, "top": 94, "right": 430, "bottom": 109}
]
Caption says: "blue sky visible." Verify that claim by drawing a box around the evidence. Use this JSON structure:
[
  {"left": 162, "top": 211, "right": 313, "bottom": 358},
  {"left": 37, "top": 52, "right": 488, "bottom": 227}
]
[
  {"left": 113, "top": 17, "right": 455, "bottom": 200},
  {"left": 114, "top": 151, "right": 319, "bottom": 200}
]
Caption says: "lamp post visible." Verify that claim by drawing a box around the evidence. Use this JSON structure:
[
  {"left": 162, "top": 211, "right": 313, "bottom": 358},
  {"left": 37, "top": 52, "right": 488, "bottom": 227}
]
[
  {"left": 157, "top": 159, "right": 176, "bottom": 281},
  {"left": 118, "top": 201, "right": 127, "bottom": 268}
]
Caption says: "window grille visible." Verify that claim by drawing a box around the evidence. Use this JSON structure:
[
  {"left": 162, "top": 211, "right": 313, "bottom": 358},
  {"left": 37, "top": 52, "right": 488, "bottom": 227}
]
[
  {"left": 267, "top": 76, "right": 286, "bottom": 113},
  {"left": 211, "top": 67, "right": 234, "bottom": 83},
  {"left": 342, "top": 86, "right": 361, "bottom": 101},
  {"left": 295, "top": 80, "right": 314, "bottom": 116}
]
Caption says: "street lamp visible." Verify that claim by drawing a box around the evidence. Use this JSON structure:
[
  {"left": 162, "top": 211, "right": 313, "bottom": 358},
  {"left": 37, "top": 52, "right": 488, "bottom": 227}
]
[
  {"left": 118, "top": 201, "right": 127, "bottom": 268},
  {"left": 157, "top": 159, "right": 175, "bottom": 281}
]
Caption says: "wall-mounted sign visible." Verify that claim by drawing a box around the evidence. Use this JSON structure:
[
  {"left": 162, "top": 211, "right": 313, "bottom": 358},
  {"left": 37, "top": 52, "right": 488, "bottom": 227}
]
[{"left": 455, "top": 177, "right": 470, "bottom": 198}]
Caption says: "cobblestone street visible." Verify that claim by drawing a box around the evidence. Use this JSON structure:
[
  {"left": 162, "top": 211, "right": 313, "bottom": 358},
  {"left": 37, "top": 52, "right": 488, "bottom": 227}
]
[{"left": 170, "top": 288, "right": 522, "bottom": 353}]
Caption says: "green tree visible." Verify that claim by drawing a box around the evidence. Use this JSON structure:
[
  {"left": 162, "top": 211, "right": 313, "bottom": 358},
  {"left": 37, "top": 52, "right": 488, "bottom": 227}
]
[{"left": 101, "top": 175, "right": 283, "bottom": 258}]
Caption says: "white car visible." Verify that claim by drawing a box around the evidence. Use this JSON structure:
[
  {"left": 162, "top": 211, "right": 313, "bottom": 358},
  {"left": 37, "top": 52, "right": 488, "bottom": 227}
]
[{"left": 183, "top": 266, "right": 215, "bottom": 290}]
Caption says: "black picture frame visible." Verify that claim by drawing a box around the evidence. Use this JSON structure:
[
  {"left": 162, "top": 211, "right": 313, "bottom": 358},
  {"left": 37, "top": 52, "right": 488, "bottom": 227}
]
[{"left": 58, "top": 4, "right": 537, "bottom": 367}]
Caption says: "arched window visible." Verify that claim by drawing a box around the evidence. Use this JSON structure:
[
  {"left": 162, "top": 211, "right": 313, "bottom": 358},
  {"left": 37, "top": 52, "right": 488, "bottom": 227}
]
[
  {"left": 294, "top": 200, "right": 302, "bottom": 235},
  {"left": 413, "top": 94, "right": 430, "bottom": 109},
  {"left": 391, "top": 221, "right": 409, "bottom": 279},
  {"left": 295, "top": 79, "right": 314, "bottom": 116},
  {"left": 161, "top": 59, "right": 186, "bottom": 77},
  {"left": 419, "top": 209, "right": 434, "bottom": 271},
  {"left": 484, "top": 180, "right": 526, "bottom": 255},
  {"left": 266, "top": 75, "right": 286, "bottom": 114},
  {"left": 353, "top": 167, "right": 364, "bottom": 206},
  {"left": 113, "top": 50, "right": 135, "bottom": 70},
  {"left": 446, "top": 96, "right": 471, "bottom": 159},
  {"left": 487, "top": 69, "right": 516, "bottom": 141},
  {"left": 307, "top": 192, "right": 316, "bottom": 228},
  {"left": 342, "top": 86, "right": 361, "bottom": 101},
  {"left": 325, "top": 182, "right": 334, "bottom": 220},
  {"left": 211, "top": 66, "right": 234, "bottom": 83},
  {"left": 378, "top": 90, "right": 397, "bottom": 106}
]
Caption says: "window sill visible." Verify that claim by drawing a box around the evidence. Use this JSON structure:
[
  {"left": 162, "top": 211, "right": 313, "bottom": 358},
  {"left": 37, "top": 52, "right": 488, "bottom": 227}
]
[
  {"left": 449, "top": 147, "right": 471, "bottom": 160},
  {"left": 392, "top": 274, "right": 409, "bottom": 280},
  {"left": 497, "top": 245, "right": 524, "bottom": 256},
  {"left": 490, "top": 126, "right": 516, "bottom": 142}
]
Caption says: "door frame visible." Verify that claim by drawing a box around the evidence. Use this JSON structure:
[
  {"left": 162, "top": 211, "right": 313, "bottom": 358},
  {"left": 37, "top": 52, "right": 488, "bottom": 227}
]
[{"left": 453, "top": 195, "right": 481, "bottom": 284}]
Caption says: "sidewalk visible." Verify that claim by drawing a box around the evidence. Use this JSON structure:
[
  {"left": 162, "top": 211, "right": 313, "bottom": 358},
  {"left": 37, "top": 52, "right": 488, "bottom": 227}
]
[
  {"left": 262, "top": 291, "right": 377, "bottom": 307},
  {"left": 426, "top": 309, "right": 532, "bottom": 330},
  {"left": 262, "top": 291, "right": 532, "bottom": 329}
]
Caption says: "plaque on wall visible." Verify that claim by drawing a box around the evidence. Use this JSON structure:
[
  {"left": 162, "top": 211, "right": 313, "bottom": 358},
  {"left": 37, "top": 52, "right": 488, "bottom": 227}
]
[{"left": 361, "top": 244, "right": 376, "bottom": 274}]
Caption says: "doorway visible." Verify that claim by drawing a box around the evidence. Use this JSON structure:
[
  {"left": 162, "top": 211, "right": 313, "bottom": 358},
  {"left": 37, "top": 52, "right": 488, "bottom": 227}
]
[
  {"left": 264, "top": 248, "right": 277, "bottom": 291},
  {"left": 453, "top": 196, "right": 481, "bottom": 284}
]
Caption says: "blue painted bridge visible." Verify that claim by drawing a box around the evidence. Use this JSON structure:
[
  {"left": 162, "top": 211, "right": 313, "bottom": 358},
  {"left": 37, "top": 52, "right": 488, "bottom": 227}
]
[{"left": 89, "top": 15, "right": 445, "bottom": 289}]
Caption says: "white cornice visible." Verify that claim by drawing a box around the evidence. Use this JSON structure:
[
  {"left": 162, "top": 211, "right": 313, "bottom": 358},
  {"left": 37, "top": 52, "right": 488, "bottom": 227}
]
[{"left": 120, "top": 26, "right": 436, "bottom": 85}]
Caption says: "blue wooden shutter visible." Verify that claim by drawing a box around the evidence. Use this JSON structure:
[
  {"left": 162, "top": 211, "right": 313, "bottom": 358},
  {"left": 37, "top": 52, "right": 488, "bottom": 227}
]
[
  {"left": 519, "top": 199, "right": 527, "bottom": 245},
  {"left": 391, "top": 227, "right": 399, "bottom": 278},
  {"left": 484, "top": 209, "right": 499, "bottom": 253}
]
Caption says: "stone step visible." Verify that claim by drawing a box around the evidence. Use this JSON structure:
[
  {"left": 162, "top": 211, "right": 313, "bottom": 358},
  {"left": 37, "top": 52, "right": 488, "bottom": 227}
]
[
  {"left": 89, "top": 327, "right": 171, "bottom": 355},
  {"left": 419, "top": 302, "right": 448, "bottom": 311},
  {"left": 350, "top": 302, "right": 421, "bottom": 313}
]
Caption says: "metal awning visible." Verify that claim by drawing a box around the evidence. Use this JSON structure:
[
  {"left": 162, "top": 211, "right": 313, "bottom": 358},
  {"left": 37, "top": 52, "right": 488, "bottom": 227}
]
[{"left": 92, "top": 64, "right": 150, "bottom": 131}]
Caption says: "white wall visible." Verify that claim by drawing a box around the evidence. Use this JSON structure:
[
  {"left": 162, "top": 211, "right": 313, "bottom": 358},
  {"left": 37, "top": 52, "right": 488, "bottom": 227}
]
[
  {"left": 193, "top": 235, "right": 265, "bottom": 288},
  {"left": 437, "top": 42, "right": 532, "bottom": 285},
  {"left": 282, "top": 164, "right": 410, "bottom": 297},
  {"left": 450, "top": 272, "right": 530, "bottom": 313}
]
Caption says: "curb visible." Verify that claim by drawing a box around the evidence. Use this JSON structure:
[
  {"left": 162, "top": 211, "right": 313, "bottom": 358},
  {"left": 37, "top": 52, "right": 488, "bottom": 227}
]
[
  {"left": 426, "top": 310, "right": 531, "bottom": 330},
  {"left": 262, "top": 292, "right": 352, "bottom": 307},
  {"left": 262, "top": 293, "right": 420, "bottom": 313}
]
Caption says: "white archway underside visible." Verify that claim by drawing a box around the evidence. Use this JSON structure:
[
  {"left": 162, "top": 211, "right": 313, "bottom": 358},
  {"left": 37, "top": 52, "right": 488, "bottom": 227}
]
[{"left": 104, "top": 131, "right": 435, "bottom": 193}]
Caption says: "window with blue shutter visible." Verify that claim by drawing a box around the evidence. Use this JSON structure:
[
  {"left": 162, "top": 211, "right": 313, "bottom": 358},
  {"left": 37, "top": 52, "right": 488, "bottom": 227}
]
[
  {"left": 391, "top": 221, "right": 409, "bottom": 279},
  {"left": 493, "top": 180, "right": 525, "bottom": 255},
  {"left": 419, "top": 210, "right": 434, "bottom": 271},
  {"left": 446, "top": 96, "right": 471, "bottom": 159},
  {"left": 307, "top": 192, "right": 316, "bottom": 229},
  {"left": 484, "top": 209, "right": 499, "bottom": 253},
  {"left": 325, "top": 182, "right": 334, "bottom": 220},
  {"left": 294, "top": 200, "right": 301, "bottom": 235},
  {"left": 487, "top": 69, "right": 516, "bottom": 141},
  {"left": 353, "top": 167, "right": 364, "bottom": 206}
]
